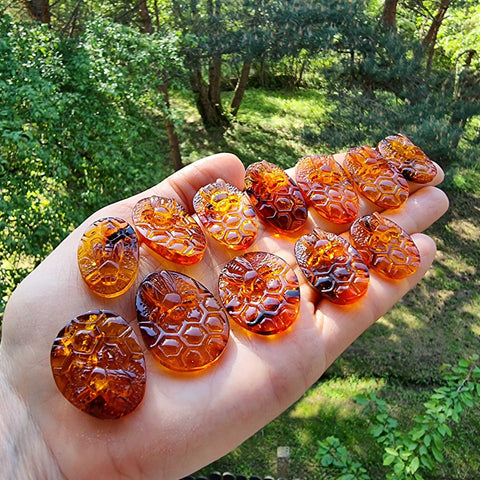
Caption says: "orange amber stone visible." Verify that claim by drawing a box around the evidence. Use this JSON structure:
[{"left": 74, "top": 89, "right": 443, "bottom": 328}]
[
  {"left": 77, "top": 217, "right": 139, "bottom": 298},
  {"left": 377, "top": 133, "right": 437, "bottom": 184},
  {"left": 295, "top": 154, "right": 359, "bottom": 224},
  {"left": 245, "top": 160, "right": 308, "bottom": 232},
  {"left": 295, "top": 229, "right": 369, "bottom": 304},
  {"left": 344, "top": 146, "right": 409, "bottom": 209},
  {"left": 50, "top": 310, "right": 146, "bottom": 420},
  {"left": 132, "top": 196, "right": 206, "bottom": 265},
  {"left": 218, "top": 251, "right": 300, "bottom": 335},
  {"left": 193, "top": 179, "right": 258, "bottom": 250},
  {"left": 350, "top": 212, "right": 420, "bottom": 279},
  {"left": 136, "top": 271, "right": 229, "bottom": 372}
]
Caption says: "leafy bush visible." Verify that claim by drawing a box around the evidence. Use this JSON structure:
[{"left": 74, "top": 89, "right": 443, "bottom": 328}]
[
  {"left": 0, "top": 14, "right": 182, "bottom": 312},
  {"left": 316, "top": 357, "right": 480, "bottom": 479}
]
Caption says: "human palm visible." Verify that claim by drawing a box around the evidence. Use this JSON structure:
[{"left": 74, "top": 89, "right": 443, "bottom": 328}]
[{"left": 0, "top": 153, "right": 448, "bottom": 480}]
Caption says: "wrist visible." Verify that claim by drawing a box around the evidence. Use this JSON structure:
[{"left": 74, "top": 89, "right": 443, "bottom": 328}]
[{"left": 0, "top": 354, "right": 64, "bottom": 480}]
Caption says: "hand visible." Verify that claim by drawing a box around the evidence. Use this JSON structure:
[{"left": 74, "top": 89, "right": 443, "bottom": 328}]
[{"left": 0, "top": 153, "right": 448, "bottom": 480}]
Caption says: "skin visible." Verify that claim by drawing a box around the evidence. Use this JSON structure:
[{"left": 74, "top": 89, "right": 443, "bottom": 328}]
[{"left": 0, "top": 152, "right": 449, "bottom": 480}]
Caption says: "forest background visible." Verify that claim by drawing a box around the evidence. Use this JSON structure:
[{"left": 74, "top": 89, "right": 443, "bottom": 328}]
[{"left": 1, "top": 0, "right": 479, "bottom": 478}]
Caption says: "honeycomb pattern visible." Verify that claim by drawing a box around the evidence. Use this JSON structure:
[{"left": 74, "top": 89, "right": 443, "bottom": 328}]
[
  {"left": 350, "top": 212, "right": 420, "bottom": 279},
  {"left": 50, "top": 310, "right": 146, "bottom": 420},
  {"left": 193, "top": 179, "right": 258, "bottom": 250},
  {"left": 344, "top": 145, "right": 409, "bottom": 209},
  {"left": 244, "top": 160, "right": 308, "bottom": 232},
  {"left": 377, "top": 133, "right": 437, "bottom": 184},
  {"left": 132, "top": 196, "right": 206, "bottom": 265},
  {"left": 136, "top": 271, "right": 230, "bottom": 372},
  {"left": 77, "top": 217, "right": 139, "bottom": 298},
  {"left": 295, "top": 155, "right": 359, "bottom": 224},
  {"left": 295, "top": 229, "right": 370, "bottom": 305},
  {"left": 218, "top": 251, "right": 300, "bottom": 335}
]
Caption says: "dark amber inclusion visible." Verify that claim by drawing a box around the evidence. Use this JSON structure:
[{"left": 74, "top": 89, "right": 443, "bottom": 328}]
[
  {"left": 244, "top": 160, "right": 308, "bottom": 232},
  {"left": 50, "top": 310, "right": 146, "bottom": 420},
  {"left": 218, "top": 251, "right": 300, "bottom": 335},
  {"left": 295, "top": 229, "right": 370, "bottom": 304},
  {"left": 132, "top": 196, "right": 206, "bottom": 265},
  {"left": 295, "top": 154, "right": 359, "bottom": 224},
  {"left": 344, "top": 145, "right": 409, "bottom": 209},
  {"left": 377, "top": 133, "right": 437, "bottom": 184},
  {"left": 350, "top": 212, "right": 420, "bottom": 279},
  {"left": 136, "top": 271, "right": 230, "bottom": 372},
  {"left": 77, "top": 217, "right": 139, "bottom": 298},
  {"left": 193, "top": 179, "right": 258, "bottom": 250}
]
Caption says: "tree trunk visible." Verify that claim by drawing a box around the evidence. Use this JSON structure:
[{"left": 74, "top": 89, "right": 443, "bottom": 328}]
[
  {"left": 190, "top": 69, "right": 228, "bottom": 128},
  {"left": 139, "top": 0, "right": 182, "bottom": 169},
  {"left": 22, "top": 0, "right": 50, "bottom": 23},
  {"left": 230, "top": 61, "right": 251, "bottom": 117},
  {"left": 381, "top": 0, "right": 398, "bottom": 31},
  {"left": 423, "top": 0, "right": 451, "bottom": 72},
  {"left": 138, "top": 0, "right": 153, "bottom": 34},
  {"left": 208, "top": 56, "right": 223, "bottom": 114},
  {"left": 158, "top": 84, "right": 183, "bottom": 171}
]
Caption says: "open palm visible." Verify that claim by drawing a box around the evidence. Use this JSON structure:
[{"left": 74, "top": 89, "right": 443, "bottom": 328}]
[{"left": 0, "top": 152, "right": 448, "bottom": 480}]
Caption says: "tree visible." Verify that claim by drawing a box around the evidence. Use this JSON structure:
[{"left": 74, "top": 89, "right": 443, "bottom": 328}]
[
  {"left": 21, "top": 0, "right": 50, "bottom": 23},
  {"left": 381, "top": 0, "right": 398, "bottom": 31},
  {"left": 422, "top": 0, "right": 451, "bottom": 71}
]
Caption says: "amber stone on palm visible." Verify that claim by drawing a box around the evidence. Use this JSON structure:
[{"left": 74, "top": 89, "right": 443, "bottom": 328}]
[
  {"left": 245, "top": 160, "right": 308, "bottom": 232},
  {"left": 344, "top": 146, "right": 409, "bottom": 209},
  {"left": 193, "top": 179, "right": 258, "bottom": 250},
  {"left": 77, "top": 217, "right": 139, "bottom": 298},
  {"left": 50, "top": 311, "right": 146, "bottom": 420},
  {"left": 136, "top": 271, "right": 230, "bottom": 372},
  {"left": 218, "top": 251, "right": 300, "bottom": 335},
  {"left": 132, "top": 196, "right": 206, "bottom": 265},
  {"left": 296, "top": 154, "right": 359, "bottom": 224},
  {"left": 350, "top": 212, "right": 420, "bottom": 279},
  {"left": 295, "top": 229, "right": 369, "bottom": 304},
  {"left": 377, "top": 133, "right": 437, "bottom": 184}
]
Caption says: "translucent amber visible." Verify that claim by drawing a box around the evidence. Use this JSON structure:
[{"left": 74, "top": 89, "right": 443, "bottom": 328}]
[
  {"left": 295, "top": 229, "right": 370, "bottom": 304},
  {"left": 193, "top": 179, "right": 258, "bottom": 250},
  {"left": 295, "top": 154, "right": 359, "bottom": 224},
  {"left": 344, "top": 146, "right": 409, "bottom": 209},
  {"left": 218, "top": 251, "right": 300, "bottom": 335},
  {"left": 377, "top": 133, "right": 437, "bottom": 184},
  {"left": 244, "top": 160, "right": 308, "bottom": 232},
  {"left": 77, "top": 217, "right": 139, "bottom": 298},
  {"left": 132, "top": 196, "right": 206, "bottom": 265},
  {"left": 350, "top": 212, "right": 420, "bottom": 279},
  {"left": 136, "top": 271, "right": 229, "bottom": 372},
  {"left": 50, "top": 310, "right": 146, "bottom": 420}
]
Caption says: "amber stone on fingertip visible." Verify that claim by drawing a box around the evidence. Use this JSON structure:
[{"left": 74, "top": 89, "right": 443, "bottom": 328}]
[
  {"left": 295, "top": 229, "right": 369, "bottom": 304},
  {"left": 77, "top": 217, "right": 139, "bottom": 298},
  {"left": 350, "top": 212, "right": 420, "bottom": 279},
  {"left": 245, "top": 160, "right": 308, "bottom": 232},
  {"left": 132, "top": 196, "right": 206, "bottom": 265},
  {"left": 344, "top": 145, "right": 409, "bottom": 209},
  {"left": 296, "top": 154, "right": 359, "bottom": 224},
  {"left": 218, "top": 251, "right": 300, "bottom": 335},
  {"left": 50, "top": 310, "right": 146, "bottom": 420},
  {"left": 377, "top": 133, "right": 437, "bottom": 184},
  {"left": 136, "top": 271, "right": 230, "bottom": 372},
  {"left": 193, "top": 179, "right": 258, "bottom": 250}
]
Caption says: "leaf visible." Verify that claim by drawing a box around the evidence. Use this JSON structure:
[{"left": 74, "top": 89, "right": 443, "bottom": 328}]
[
  {"left": 321, "top": 454, "right": 334, "bottom": 466},
  {"left": 431, "top": 445, "right": 444, "bottom": 463},
  {"left": 383, "top": 455, "right": 396, "bottom": 466},
  {"left": 410, "top": 456, "right": 420, "bottom": 474}
]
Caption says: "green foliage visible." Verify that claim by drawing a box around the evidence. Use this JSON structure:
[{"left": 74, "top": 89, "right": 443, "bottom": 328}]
[
  {"left": 0, "top": 14, "right": 182, "bottom": 311},
  {"left": 316, "top": 357, "right": 480, "bottom": 479}
]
